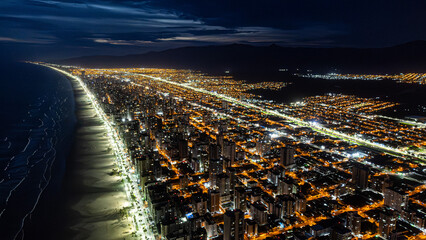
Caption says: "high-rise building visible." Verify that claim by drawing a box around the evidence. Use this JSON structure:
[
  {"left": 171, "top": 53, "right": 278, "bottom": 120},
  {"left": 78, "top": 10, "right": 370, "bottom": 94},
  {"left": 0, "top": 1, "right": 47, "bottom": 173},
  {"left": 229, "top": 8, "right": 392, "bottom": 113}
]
[
  {"left": 223, "top": 209, "right": 245, "bottom": 240},
  {"left": 226, "top": 167, "right": 237, "bottom": 191},
  {"left": 294, "top": 193, "right": 307, "bottom": 213},
  {"left": 216, "top": 173, "right": 230, "bottom": 195},
  {"left": 347, "top": 211, "right": 362, "bottom": 235},
  {"left": 222, "top": 140, "right": 236, "bottom": 165},
  {"left": 153, "top": 160, "right": 162, "bottom": 180},
  {"left": 278, "top": 177, "right": 298, "bottom": 195},
  {"left": 179, "top": 174, "right": 189, "bottom": 189},
  {"left": 272, "top": 202, "right": 283, "bottom": 219},
  {"left": 250, "top": 191, "right": 262, "bottom": 203},
  {"left": 262, "top": 195, "right": 275, "bottom": 214},
  {"left": 191, "top": 143, "right": 209, "bottom": 173},
  {"left": 135, "top": 154, "right": 153, "bottom": 176},
  {"left": 379, "top": 210, "right": 396, "bottom": 239},
  {"left": 280, "top": 146, "right": 295, "bottom": 167},
  {"left": 234, "top": 187, "right": 247, "bottom": 211},
  {"left": 256, "top": 139, "right": 271, "bottom": 157},
  {"left": 352, "top": 163, "right": 369, "bottom": 189},
  {"left": 216, "top": 133, "right": 224, "bottom": 150},
  {"left": 208, "top": 190, "right": 220, "bottom": 213},
  {"left": 245, "top": 219, "right": 258, "bottom": 238},
  {"left": 250, "top": 202, "right": 268, "bottom": 225},
  {"left": 209, "top": 158, "right": 223, "bottom": 186},
  {"left": 209, "top": 144, "right": 223, "bottom": 185},
  {"left": 156, "top": 117, "right": 163, "bottom": 130},
  {"left": 331, "top": 226, "right": 352, "bottom": 240},
  {"left": 267, "top": 167, "right": 283, "bottom": 186},
  {"left": 190, "top": 157, "right": 201, "bottom": 173},
  {"left": 276, "top": 195, "right": 295, "bottom": 217},
  {"left": 178, "top": 139, "right": 188, "bottom": 160},
  {"left": 204, "top": 213, "right": 217, "bottom": 238},
  {"left": 208, "top": 144, "right": 220, "bottom": 161},
  {"left": 384, "top": 186, "right": 409, "bottom": 212},
  {"left": 192, "top": 193, "right": 208, "bottom": 215}
]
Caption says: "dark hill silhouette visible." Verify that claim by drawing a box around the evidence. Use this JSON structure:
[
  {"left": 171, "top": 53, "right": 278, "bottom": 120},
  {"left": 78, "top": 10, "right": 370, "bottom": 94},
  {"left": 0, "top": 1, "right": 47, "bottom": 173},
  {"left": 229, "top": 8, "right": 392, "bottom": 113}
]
[{"left": 57, "top": 41, "right": 426, "bottom": 74}]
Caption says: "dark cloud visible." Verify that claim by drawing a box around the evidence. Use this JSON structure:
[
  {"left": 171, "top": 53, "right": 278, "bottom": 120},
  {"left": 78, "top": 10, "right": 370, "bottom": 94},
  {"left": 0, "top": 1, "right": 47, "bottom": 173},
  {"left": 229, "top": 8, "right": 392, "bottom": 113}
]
[{"left": 0, "top": 0, "right": 425, "bottom": 60}]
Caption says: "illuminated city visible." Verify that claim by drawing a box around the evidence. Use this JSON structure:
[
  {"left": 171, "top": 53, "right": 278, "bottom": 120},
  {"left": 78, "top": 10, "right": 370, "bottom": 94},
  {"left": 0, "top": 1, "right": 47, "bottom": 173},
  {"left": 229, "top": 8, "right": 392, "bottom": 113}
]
[
  {"left": 298, "top": 73, "right": 426, "bottom": 85},
  {"left": 29, "top": 62, "right": 426, "bottom": 240},
  {"left": 1, "top": 1, "right": 426, "bottom": 240}
]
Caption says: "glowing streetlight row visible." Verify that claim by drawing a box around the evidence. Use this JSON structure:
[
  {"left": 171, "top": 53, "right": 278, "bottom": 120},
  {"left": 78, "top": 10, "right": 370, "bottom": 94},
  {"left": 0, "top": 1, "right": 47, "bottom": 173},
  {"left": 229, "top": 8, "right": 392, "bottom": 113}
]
[
  {"left": 137, "top": 74, "right": 425, "bottom": 162},
  {"left": 45, "top": 65, "right": 156, "bottom": 240}
]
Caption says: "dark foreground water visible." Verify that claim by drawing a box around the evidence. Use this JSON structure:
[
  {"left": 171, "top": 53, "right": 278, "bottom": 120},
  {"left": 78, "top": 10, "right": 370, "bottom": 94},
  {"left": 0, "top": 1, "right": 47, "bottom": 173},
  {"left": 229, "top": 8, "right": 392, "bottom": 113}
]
[{"left": 0, "top": 62, "right": 76, "bottom": 239}]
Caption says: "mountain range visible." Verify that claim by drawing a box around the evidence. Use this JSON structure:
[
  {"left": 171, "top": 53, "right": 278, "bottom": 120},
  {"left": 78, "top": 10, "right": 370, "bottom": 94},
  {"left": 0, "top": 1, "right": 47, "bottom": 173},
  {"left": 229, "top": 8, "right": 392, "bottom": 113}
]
[{"left": 57, "top": 41, "right": 426, "bottom": 75}]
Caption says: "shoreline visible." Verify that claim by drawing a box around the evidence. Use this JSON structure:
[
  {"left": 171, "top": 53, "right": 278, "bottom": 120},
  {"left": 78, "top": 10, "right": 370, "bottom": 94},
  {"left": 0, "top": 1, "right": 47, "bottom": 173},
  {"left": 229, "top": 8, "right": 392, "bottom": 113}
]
[{"left": 55, "top": 70, "right": 136, "bottom": 239}]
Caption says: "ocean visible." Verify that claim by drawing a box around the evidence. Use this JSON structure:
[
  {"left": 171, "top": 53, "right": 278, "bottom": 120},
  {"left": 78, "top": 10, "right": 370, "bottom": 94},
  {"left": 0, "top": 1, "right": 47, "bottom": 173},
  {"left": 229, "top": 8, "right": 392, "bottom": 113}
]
[{"left": 0, "top": 62, "right": 76, "bottom": 239}]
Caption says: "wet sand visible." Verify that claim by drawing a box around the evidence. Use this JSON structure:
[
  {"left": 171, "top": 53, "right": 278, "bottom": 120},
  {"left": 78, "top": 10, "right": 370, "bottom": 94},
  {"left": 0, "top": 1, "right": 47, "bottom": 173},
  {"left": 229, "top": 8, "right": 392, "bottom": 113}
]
[{"left": 58, "top": 77, "right": 136, "bottom": 240}]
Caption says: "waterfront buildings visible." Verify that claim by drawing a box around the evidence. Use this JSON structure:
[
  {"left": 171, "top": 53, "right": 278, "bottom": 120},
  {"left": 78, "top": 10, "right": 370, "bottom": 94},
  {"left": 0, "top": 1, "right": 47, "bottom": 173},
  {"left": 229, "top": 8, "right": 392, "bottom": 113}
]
[{"left": 42, "top": 63, "right": 426, "bottom": 240}]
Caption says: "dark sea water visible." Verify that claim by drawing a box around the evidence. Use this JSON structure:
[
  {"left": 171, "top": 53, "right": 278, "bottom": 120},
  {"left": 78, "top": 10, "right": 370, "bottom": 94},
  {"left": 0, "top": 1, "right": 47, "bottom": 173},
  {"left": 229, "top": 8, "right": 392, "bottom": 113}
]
[{"left": 0, "top": 62, "right": 76, "bottom": 239}]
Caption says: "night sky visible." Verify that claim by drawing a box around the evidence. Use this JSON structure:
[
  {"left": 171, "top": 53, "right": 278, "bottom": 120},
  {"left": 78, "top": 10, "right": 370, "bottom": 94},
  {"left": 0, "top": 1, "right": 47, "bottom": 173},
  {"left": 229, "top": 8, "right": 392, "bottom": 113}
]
[{"left": 1, "top": 0, "right": 426, "bottom": 60}]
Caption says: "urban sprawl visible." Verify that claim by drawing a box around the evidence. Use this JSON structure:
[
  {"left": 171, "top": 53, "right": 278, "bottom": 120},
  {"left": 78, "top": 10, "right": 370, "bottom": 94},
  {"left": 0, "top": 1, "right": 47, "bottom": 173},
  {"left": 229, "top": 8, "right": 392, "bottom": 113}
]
[{"left": 38, "top": 63, "right": 426, "bottom": 240}]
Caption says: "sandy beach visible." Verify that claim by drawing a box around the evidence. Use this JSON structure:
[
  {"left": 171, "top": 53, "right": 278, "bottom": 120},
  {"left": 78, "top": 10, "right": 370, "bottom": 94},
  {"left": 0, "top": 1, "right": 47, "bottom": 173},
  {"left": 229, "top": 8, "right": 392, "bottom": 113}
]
[{"left": 58, "top": 77, "right": 136, "bottom": 240}]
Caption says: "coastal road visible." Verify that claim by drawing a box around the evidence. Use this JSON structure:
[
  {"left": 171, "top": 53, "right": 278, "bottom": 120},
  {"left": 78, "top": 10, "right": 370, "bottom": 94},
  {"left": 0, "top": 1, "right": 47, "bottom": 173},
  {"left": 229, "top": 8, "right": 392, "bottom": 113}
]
[{"left": 41, "top": 65, "right": 156, "bottom": 240}]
